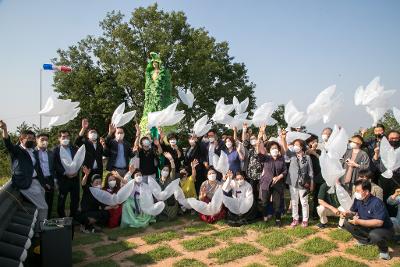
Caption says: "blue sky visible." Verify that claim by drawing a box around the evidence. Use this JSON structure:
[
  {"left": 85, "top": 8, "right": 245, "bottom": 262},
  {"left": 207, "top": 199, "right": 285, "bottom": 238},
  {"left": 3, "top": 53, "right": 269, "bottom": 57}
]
[{"left": 0, "top": 0, "right": 399, "bottom": 133}]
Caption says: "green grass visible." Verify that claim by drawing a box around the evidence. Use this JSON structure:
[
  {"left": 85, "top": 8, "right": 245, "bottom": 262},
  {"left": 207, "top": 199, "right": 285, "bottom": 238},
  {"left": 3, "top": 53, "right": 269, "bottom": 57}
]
[
  {"left": 126, "top": 245, "right": 181, "bottom": 265},
  {"left": 212, "top": 228, "right": 247, "bottom": 239},
  {"left": 284, "top": 226, "right": 316, "bottom": 238},
  {"left": 82, "top": 259, "right": 119, "bottom": 267},
  {"left": 345, "top": 244, "right": 379, "bottom": 260},
  {"left": 181, "top": 236, "right": 219, "bottom": 251},
  {"left": 92, "top": 241, "right": 137, "bottom": 257},
  {"left": 183, "top": 223, "right": 217, "bottom": 234},
  {"left": 244, "top": 221, "right": 274, "bottom": 232},
  {"left": 73, "top": 234, "right": 104, "bottom": 246},
  {"left": 328, "top": 229, "right": 353, "bottom": 242},
  {"left": 257, "top": 231, "right": 293, "bottom": 250},
  {"left": 72, "top": 250, "right": 86, "bottom": 264},
  {"left": 208, "top": 243, "right": 261, "bottom": 264},
  {"left": 392, "top": 261, "right": 400, "bottom": 267},
  {"left": 245, "top": 264, "right": 266, "bottom": 267},
  {"left": 173, "top": 258, "right": 207, "bottom": 267},
  {"left": 317, "top": 256, "right": 368, "bottom": 267},
  {"left": 151, "top": 219, "right": 185, "bottom": 229},
  {"left": 299, "top": 237, "right": 337, "bottom": 255},
  {"left": 104, "top": 227, "right": 142, "bottom": 241},
  {"left": 142, "top": 230, "right": 181, "bottom": 244},
  {"left": 268, "top": 249, "right": 309, "bottom": 267}
]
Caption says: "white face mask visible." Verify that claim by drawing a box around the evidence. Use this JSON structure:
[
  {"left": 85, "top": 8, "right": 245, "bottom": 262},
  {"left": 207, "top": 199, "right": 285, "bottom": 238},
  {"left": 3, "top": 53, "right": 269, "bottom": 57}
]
[
  {"left": 226, "top": 142, "right": 232, "bottom": 148},
  {"left": 250, "top": 139, "right": 257, "bottom": 146},
  {"left": 208, "top": 174, "right": 217, "bottom": 181},
  {"left": 40, "top": 141, "right": 48, "bottom": 149},
  {"left": 93, "top": 184, "right": 102, "bottom": 189},
  {"left": 202, "top": 137, "right": 209, "bottom": 143},
  {"left": 89, "top": 132, "right": 98, "bottom": 141},
  {"left": 288, "top": 145, "right": 294, "bottom": 152},
  {"left": 135, "top": 175, "right": 143, "bottom": 183},
  {"left": 108, "top": 180, "right": 116, "bottom": 188},
  {"left": 349, "top": 142, "right": 358, "bottom": 149},
  {"left": 142, "top": 139, "right": 151, "bottom": 147},
  {"left": 293, "top": 145, "right": 301, "bottom": 153},
  {"left": 322, "top": 134, "right": 329, "bottom": 142},
  {"left": 208, "top": 137, "right": 215, "bottom": 143},
  {"left": 116, "top": 133, "right": 124, "bottom": 141},
  {"left": 169, "top": 139, "right": 177, "bottom": 146},
  {"left": 161, "top": 170, "right": 169, "bottom": 177},
  {"left": 189, "top": 139, "right": 196, "bottom": 146},
  {"left": 354, "top": 192, "right": 363, "bottom": 200},
  {"left": 61, "top": 139, "right": 70, "bottom": 146},
  {"left": 270, "top": 148, "right": 279, "bottom": 157},
  {"left": 236, "top": 180, "right": 244, "bottom": 186}
]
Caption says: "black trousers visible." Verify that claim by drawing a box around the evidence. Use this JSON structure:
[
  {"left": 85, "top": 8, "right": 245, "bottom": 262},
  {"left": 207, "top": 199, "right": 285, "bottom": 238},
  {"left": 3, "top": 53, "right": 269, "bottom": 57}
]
[
  {"left": 57, "top": 176, "right": 80, "bottom": 219},
  {"left": 261, "top": 182, "right": 284, "bottom": 220},
  {"left": 343, "top": 220, "right": 394, "bottom": 253},
  {"left": 311, "top": 182, "right": 323, "bottom": 219},
  {"left": 379, "top": 175, "right": 400, "bottom": 217},
  {"left": 77, "top": 210, "right": 109, "bottom": 227},
  {"left": 45, "top": 189, "right": 54, "bottom": 218}
]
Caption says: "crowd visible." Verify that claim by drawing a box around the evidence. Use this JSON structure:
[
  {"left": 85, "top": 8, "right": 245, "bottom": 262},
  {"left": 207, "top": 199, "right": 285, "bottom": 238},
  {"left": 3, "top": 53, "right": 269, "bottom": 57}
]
[{"left": 0, "top": 118, "right": 399, "bottom": 260}]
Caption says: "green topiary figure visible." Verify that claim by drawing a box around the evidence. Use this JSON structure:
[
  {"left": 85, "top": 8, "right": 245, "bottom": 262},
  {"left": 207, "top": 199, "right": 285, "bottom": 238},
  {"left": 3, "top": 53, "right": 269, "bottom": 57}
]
[{"left": 140, "top": 52, "right": 173, "bottom": 138}]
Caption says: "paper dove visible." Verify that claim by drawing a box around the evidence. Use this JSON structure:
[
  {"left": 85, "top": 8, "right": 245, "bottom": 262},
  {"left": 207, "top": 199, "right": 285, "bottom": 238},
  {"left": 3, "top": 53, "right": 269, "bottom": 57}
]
[
  {"left": 284, "top": 100, "right": 307, "bottom": 128},
  {"left": 147, "top": 100, "right": 185, "bottom": 128},
  {"left": 111, "top": 103, "right": 136, "bottom": 128},
  {"left": 48, "top": 107, "right": 80, "bottom": 127},
  {"left": 90, "top": 180, "right": 136, "bottom": 206},
  {"left": 60, "top": 145, "right": 86, "bottom": 175},
  {"left": 233, "top": 96, "right": 249, "bottom": 114},
  {"left": 212, "top": 98, "right": 235, "bottom": 124},
  {"left": 187, "top": 187, "right": 224, "bottom": 216},
  {"left": 147, "top": 176, "right": 181, "bottom": 201},
  {"left": 335, "top": 183, "right": 353, "bottom": 211},
  {"left": 178, "top": 88, "right": 195, "bottom": 108},
  {"left": 39, "top": 96, "right": 80, "bottom": 117},
  {"left": 222, "top": 177, "right": 253, "bottom": 215},
  {"left": 213, "top": 151, "right": 229, "bottom": 176},
  {"left": 379, "top": 137, "right": 400, "bottom": 178},
  {"left": 251, "top": 102, "right": 277, "bottom": 127},
  {"left": 193, "top": 115, "right": 212, "bottom": 137}
]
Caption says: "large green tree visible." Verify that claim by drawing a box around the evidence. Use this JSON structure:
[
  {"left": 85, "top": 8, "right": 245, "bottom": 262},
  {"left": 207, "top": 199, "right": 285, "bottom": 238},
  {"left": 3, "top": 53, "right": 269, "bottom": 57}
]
[{"left": 51, "top": 4, "right": 256, "bottom": 140}]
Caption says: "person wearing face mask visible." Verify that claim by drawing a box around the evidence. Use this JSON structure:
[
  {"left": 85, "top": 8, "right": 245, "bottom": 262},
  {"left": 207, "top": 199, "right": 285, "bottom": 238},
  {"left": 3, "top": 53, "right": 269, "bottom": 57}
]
[
  {"left": 318, "top": 127, "right": 333, "bottom": 151},
  {"left": 258, "top": 140, "right": 287, "bottom": 227},
  {"left": 0, "top": 121, "right": 48, "bottom": 231},
  {"left": 205, "top": 129, "right": 226, "bottom": 170},
  {"left": 223, "top": 136, "right": 245, "bottom": 174},
  {"left": 342, "top": 135, "right": 370, "bottom": 192},
  {"left": 184, "top": 134, "right": 208, "bottom": 194},
  {"left": 180, "top": 159, "right": 199, "bottom": 199},
  {"left": 102, "top": 173, "right": 122, "bottom": 228},
  {"left": 75, "top": 119, "right": 104, "bottom": 178},
  {"left": 121, "top": 170, "right": 156, "bottom": 228},
  {"left": 363, "top": 124, "right": 386, "bottom": 184},
  {"left": 341, "top": 179, "right": 394, "bottom": 260},
  {"left": 53, "top": 129, "right": 81, "bottom": 219},
  {"left": 386, "top": 188, "right": 400, "bottom": 236},
  {"left": 198, "top": 168, "right": 226, "bottom": 223},
  {"left": 77, "top": 170, "right": 110, "bottom": 233},
  {"left": 35, "top": 133, "right": 55, "bottom": 218},
  {"left": 222, "top": 171, "right": 257, "bottom": 226},
  {"left": 105, "top": 123, "right": 135, "bottom": 176},
  {"left": 133, "top": 123, "right": 163, "bottom": 184},
  {"left": 158, "top": 129, "right": 184, "bottom": 173},
  {"left": 157, "top": 152, "right": 179, "bottom": 221},
  {"left": 281, "top": 131, "right": 314, "bottom": 228},
  {"left": 373, "top": 130, "right": 400, "bottom": 217},
  {"left": 242, "top": 124, "right": 264, "bottom": 200}
]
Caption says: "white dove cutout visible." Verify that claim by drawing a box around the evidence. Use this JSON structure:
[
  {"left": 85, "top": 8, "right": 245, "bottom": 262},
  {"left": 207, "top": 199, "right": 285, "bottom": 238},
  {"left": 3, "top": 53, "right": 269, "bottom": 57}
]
[
  {"left": 251, "top": 102, "right": 277, "bottom": 127},
  {"left": 90, "top": 179, "right": 136, "bottom": 206},
  {"left": 379, "top": 137, "right": 400, "bottom": 178},
  {"left": 178, "top": 88, "right": 195, "bottom": 108},
  {"left": 147, "top": 100, "right": 185, "bottom": 128},
  {"left": 39, "top": 96, "right": 80, "bottom": 117},
  {"left": 212, "top": 98, "right": 234, "bottom": 124},
  {"left": 135, "top": 182, "right": 166, "bottom": 216},
  {"left": 222, "top": 176, "right": 253, "bottom": 215},
  {"left": 354, "top": 77, "right": 396, "bottom": 126},
  {"left": 48, "top": 107, "right": 80, "bottom": 127},
  {"left": 187, "top": 187, "right": 224, "bottom": 216},
  {"left": 229, "top": 113, "right": 250, "bottom": 130},
  {"left": 193, "top": 115, "right": 212, "bottom": 137},
  {"left": 282, "top": 131, "right": 311, "bottom": 145},
  {"left": 233, "top": 96, "right": 249, "bottom": 115},
  {"left": 305, "top": 85, "right": 343, "bottom": 126},
  {"left": 60, "top": 145, "right": 86, "bottom": 175},
  {"left": 393, "top": 107, "right": 400, "bottom": 124},
  {"left": 324, "top": 125, "right": 349, "bottom": 160},
  {"left": 147, "top": 176, "right": 181, "bottom": 201},
  {"left": 111, "top": 103, "right": 136, "bottom": 128},
  {"left": 213, "top": 151, "right": 229, "bottom": 176},
  {"left": 284, "top": 100, "right": 307, "bottom": 129},
  {"left": 174, "top": 187, "right": 192, "bottom": 209},
  {"left": 335, "top": 183, "right": 353, "bottom": 211}
]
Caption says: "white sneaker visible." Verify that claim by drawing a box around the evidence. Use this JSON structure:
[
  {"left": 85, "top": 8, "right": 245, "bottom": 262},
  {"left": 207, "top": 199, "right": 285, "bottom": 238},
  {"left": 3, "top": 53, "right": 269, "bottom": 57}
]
[
  {"left": 80, "top": 225, "right": 90, "bottom": 234},
  {"left": 379, "top": 252, "right": 390, "bottom": 260}
]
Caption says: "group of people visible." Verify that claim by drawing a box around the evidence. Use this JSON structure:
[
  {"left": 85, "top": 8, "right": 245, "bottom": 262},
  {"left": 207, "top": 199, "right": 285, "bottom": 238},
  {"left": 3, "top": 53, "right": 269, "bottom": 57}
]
[{"left": 1, "top": 117, "right": 400, "bottom": 260}]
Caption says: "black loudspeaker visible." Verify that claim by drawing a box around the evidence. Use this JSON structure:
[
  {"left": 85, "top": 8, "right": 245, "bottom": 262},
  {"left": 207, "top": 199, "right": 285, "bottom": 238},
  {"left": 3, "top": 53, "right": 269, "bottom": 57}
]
[{"left": 40, "top": 218, "right": 73, "bottom": 267}]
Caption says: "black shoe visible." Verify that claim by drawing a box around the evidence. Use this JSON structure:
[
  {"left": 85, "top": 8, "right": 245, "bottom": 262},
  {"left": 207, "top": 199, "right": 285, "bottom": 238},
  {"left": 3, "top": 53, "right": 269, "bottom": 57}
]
[
  {"left": 275, "top": 220, "right": 282, "bottom": 228},
  {"left": 317, "top": 223, "right": 327, "bottom": 229}
]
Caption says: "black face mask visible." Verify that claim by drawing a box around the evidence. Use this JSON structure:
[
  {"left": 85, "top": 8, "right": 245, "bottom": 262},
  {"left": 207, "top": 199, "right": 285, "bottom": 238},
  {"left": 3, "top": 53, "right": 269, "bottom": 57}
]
[
  {"left": 389, "top": 140, "right": 400, "bottom": 149},
  {"left": 25, "top": 140, "right": 35, "bottom": 149},
  {"left": 375, "top": 134, "right": 384, "bottom": 139}
]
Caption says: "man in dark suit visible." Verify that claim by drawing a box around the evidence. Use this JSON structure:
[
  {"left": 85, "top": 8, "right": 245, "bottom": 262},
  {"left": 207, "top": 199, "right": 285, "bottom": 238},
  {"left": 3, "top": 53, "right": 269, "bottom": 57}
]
[
  {"left": 105, "top": 123, "right": 135, "bottom": 176},
  {"left": 0, "top": 120, "right": 48, "bottom": 230},
  {"left": 204, "top": 129, "right": 226, "bottom": 169},
  {"left": 35, "top": 133, "right": 54, "bottom": 218},
  {"left": 75, "top": 119, "right": 103, "bottom": 178},
  {"left": 53, "top": 130, "right": 80, "bottom": 219}
]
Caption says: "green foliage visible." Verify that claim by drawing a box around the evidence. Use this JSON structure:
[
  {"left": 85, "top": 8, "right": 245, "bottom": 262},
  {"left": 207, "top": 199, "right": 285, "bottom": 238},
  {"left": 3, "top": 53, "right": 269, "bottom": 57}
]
[
  {"left": 317, "top": 256, "right": 368, "bottom": 267},
  {"left": 267, "top": 250, "right": 309, "bottom": 267},
  {"left": 208, "top": 243, "right": 261, "bottom": 264},
  {"left": 299, "top": 237, "right": 337, "bottom": 254},
  {"left": 181, "top": 236, "right": 219, "bottom": 251},
  {"left": 92, "top": 240, "right": 137, "bottom": 257}
]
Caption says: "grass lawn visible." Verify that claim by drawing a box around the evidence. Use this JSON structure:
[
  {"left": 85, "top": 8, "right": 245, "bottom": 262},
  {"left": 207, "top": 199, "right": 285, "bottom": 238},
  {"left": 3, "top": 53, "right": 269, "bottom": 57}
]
[
  {"left": 183, "top": 222, "right": 217, "bottom": 234},
  {"left": 181, "top": 235, "right": 219, "bottom": 251},
  {"left": 284, "top": 226, "right": 316, "bottom": 238},
  {"left": 73, "top": 234, "right": 104, "bottom": 246},
  {"left": 299, "top": 237, "right": 337, "bottom": 255},
  {"left": 92, "top": 240, "right": 137, "bottom": 257},
  {"left": 345, "top": 244, "right": 380, "bottom": 260},
  {"left": 211, "top": 228, "right": 247, "bottom": 239},
  {"left": 208, "top": 243, "right": 261, "bottom": 264},
  {"left": 257, "top": 231, "right": 293, "bottom": 250},
  {"left": 317, "top": 256, "right": 368, "bottom": 267},
  {"left": 82, "top": 259, "right": 119, "bottom": 267},
  {"left": 126, "top": 245, "right": 181, "bottom": 265},
  {"left": 173, "top": 258, "right": 207, "bottom": 267},
  {"left": 104, "top": 227, "right": 142, "bottom": 241},
  {"left": 142, "top": 230, "right": 181, "bottom": 244},
  {"left": 267, "top": 249, "right": 309, "bottom": 267},
  {"left": 328, "top": 228, "right": 353, "bottom": 242},
  {"left": 72, "top": 250, "right": 86, "bottom": 264}
]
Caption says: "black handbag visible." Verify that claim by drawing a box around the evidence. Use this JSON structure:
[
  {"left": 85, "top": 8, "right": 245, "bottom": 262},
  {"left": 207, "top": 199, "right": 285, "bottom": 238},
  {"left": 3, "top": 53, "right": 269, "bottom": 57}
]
[{"left": 296, "top": 157, "right": 311, "bottom": 189}]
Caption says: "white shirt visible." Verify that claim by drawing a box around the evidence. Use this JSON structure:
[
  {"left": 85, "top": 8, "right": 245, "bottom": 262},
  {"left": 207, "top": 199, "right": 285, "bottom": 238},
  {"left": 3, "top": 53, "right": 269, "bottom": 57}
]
[
  {"left": 38, "top": 149, "right": 51, "bottom": 177},
  {"left": 208, "top": 143, "right": 215, "bottom": 165},
  {"left": 92, "top": 143, "right": 98, "bottom": 169}
]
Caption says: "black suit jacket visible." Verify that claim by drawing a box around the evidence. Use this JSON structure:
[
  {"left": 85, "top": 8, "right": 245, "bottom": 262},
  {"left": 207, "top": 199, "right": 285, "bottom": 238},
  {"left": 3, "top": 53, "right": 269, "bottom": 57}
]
[
  {"left": 3, "top": 137, "right": 42, "bottom": 190},
  {"left": 105, "top": 135, "right": 134, "bottom": 171},
  {"left": 53, "top": 145, "right": 78, "bottom": 180},
  {"left": 75, "top": 135, "right": 103, "bottom": 175}
]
